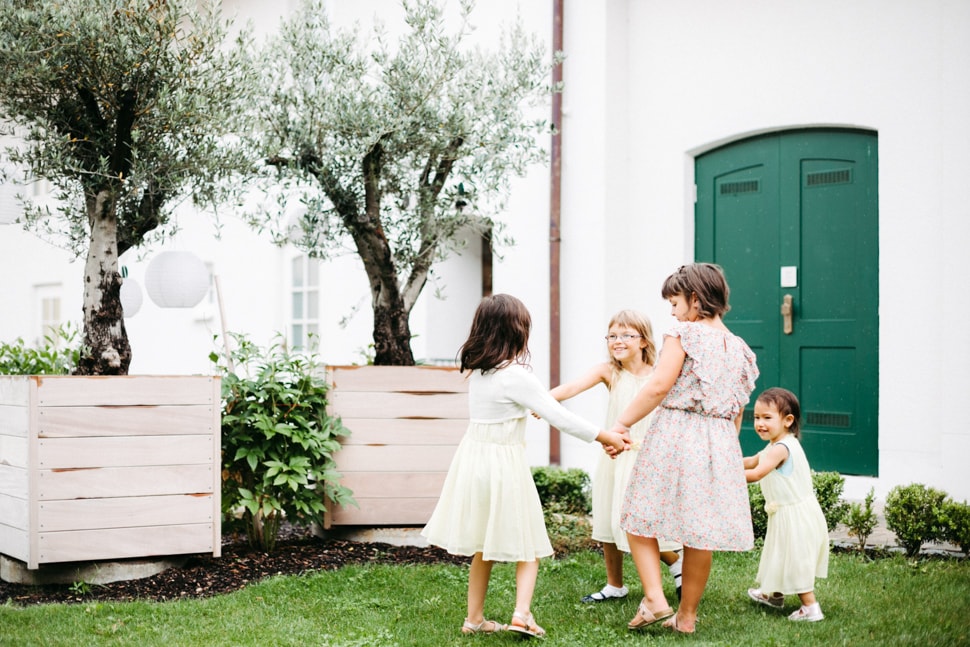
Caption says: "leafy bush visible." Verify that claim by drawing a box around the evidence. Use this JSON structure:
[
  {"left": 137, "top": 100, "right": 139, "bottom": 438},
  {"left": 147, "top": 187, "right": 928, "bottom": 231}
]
[
  {"left": 748, "top": 484, "right": 768, "bottom": 540},
  {"left": 543, "top": 508, "right": 597, "bottom": 554},
  {"left": 531, "top": 466, "right": 591, "bottom": 516},
  {"left": 884, "top": 483, "right": 950, "bottom": 557},
  {"left": 748, "top": 471, "right": 848, "bottom": 541},
  {"left": 845, "top": 488, "right": 879, "bottom": 552},
  {"left": 813, "top": 471, "right": 850, "bottom": 531},
  {"left": 213, "top": 334, "right": 355, "bottom": 552},
  {"left": 943, "top": 499, "right": 970, "bottom": 557},
  {"left": 0, "top": 323, "right": 83, "bottom": 375}
]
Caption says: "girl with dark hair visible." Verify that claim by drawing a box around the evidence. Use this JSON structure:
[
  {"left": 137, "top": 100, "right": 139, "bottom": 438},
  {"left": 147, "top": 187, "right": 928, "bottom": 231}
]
[
  {"left": 422, "top": 294, "right": 629, "bottom": 638},
  {"left": 609, "top": 263, "right": 759, "bottom": 634},
  {"left": 744, "top": 387, "right": 828, "bottom": 622}
]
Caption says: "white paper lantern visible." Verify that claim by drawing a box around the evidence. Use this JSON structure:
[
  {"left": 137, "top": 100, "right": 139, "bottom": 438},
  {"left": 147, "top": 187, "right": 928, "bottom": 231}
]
[
  {"left": 144, "top": 251, "right": 210, "bottom": 308},
  {"left": 120, "top": 277, "right": 144, "bottom": 318}
]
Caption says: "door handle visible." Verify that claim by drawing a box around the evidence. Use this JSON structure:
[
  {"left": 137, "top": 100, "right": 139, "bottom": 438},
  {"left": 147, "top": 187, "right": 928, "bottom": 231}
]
[{"left": 781, "top": 294, "right": 793, "bottom": 335}]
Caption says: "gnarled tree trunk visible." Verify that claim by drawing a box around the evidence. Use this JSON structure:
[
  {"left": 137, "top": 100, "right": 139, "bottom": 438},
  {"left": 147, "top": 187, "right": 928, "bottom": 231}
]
[{"left": 74, "top": 190, "right": 131, "bottom": 375}]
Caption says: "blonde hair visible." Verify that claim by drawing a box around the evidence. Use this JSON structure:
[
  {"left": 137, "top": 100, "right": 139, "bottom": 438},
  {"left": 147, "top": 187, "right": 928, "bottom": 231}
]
[{"left": 607, "top": 309, "right": 656, "bottom": 369}]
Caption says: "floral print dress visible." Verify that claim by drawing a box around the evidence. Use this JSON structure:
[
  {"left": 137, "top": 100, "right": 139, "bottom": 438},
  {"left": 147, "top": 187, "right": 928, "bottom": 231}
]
[{"left": 620, "top": 321, "right": 759, "bottom": 551}]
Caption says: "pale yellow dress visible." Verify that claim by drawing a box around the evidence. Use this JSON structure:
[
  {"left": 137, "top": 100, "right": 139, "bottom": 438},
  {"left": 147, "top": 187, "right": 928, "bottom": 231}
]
[
  {"left": 755, "top": 436, "right": 829, "bottom": 594},
  {"left": 421, "top": 364, "right": 600, "bottom": 562},
  {"left": 593, "top": 368, "right": 679, "bottom": 553}
]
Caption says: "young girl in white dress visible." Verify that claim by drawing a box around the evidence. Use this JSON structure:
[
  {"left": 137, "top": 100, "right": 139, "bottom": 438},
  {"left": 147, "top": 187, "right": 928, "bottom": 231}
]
[
  {"left": 744, "top": 387, "right": 829, "bottom": 622},
  {"left": 421, "top": 294, "right": 630, "bottom": 638},
  {"left": 549, "top": 310, "right": 683, "bottom": 604}
]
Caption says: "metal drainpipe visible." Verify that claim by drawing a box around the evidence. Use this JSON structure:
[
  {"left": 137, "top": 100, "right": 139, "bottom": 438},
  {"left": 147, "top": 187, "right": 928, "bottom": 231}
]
[{"left": 549, "top": 0, "right": 563, "bottom": 465}]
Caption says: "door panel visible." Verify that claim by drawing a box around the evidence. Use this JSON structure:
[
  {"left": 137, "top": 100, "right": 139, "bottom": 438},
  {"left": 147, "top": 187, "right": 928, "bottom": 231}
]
[{"left": 696, "top": 130, "right": 878, "bottom": 475}]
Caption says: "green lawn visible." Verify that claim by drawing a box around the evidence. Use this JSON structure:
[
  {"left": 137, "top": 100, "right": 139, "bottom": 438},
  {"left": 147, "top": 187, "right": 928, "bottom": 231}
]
[{"left": 1, "top": 549, "right": 967, "bottom": 646}]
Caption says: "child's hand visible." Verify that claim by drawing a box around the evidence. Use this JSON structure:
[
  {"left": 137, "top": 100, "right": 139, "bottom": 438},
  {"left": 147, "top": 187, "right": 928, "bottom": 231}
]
[{"left": 599, "top": 429, "right": 631, "bottom": 458}]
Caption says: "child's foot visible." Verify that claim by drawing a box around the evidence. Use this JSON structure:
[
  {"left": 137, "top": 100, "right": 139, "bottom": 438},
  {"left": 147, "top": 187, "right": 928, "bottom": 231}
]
[
  {"left": 508, "top": 611, "right": 545, "bottom": 638},
  {"left": 461, "top": 618, "right": 507, "bottom": 634},
  {"left": 747, "top": 588, "right": 784, "bottom": 608},
  {"left": 667, "top": 552, "right": 683, "bottom": 600},
  {"left": 580, "top": 584, "right": 628, "bottom": 603},
  {"left": 788, "top": 603, "right": 824, "bottom": 622}
]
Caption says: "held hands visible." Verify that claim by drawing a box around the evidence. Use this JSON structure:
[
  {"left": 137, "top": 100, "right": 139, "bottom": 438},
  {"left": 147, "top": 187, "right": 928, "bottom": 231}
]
[{"left": 598, "top": 429, "right": 632, "bottom": 458}]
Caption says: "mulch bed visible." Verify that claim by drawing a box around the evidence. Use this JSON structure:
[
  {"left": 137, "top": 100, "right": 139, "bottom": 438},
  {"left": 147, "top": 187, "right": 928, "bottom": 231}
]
[{"left": 0, "top": 525, "right": 466, "bottom": 606}]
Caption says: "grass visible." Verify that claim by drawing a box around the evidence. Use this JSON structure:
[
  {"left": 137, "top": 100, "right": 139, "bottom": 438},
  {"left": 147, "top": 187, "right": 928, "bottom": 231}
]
[{"left": 1, "top": 549, "right": 968, "bottom": 646}]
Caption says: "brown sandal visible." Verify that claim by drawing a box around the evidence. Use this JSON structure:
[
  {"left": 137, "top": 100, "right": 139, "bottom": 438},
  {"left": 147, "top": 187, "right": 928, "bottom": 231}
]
[{"left": 627, "top": 599, "right": 675, "bottom": 630}]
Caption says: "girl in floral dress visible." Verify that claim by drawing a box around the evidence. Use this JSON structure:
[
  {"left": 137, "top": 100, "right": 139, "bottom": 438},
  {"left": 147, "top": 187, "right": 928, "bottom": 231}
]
[{"left": 609, "top": 263, "right": 759, "bottom": 634}]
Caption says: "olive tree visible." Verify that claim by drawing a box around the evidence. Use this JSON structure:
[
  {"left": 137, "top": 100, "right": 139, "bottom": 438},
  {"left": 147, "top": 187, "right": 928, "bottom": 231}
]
[
  {"left": 237, "top": 0, "right": 554, "bottom": 365},
  {"left": 0, "top": 0, "right": 246, "bottom": 374}
]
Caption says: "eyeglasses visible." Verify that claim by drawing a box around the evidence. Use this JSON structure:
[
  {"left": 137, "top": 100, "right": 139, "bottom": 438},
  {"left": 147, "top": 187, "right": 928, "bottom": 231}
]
[{"left": 605, "top": 334, "right": 641, "bottom": 342}]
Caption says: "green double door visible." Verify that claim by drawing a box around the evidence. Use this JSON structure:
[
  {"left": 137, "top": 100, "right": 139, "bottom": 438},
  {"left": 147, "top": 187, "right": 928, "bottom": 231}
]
[{"left": 695, "top": 129, "right": 878, "bottom": 475}]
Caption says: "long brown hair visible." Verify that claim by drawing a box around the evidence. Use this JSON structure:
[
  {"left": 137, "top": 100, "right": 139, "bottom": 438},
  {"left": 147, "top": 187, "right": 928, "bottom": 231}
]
[
  {"left": 661, "top": 263, "right": 731, "bottom": 318},
  {"left": 607, "top": 310, "right": 657, "bottom": 369},
  {"left": 459, "top": 294, "right": 532, "bottom": 372}
]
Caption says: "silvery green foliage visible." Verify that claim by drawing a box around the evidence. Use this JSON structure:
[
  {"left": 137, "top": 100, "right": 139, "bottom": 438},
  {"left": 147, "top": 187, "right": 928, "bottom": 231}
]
[
  {"left": 235, "top": 0, "right": 554, "bottom": 364},
  {"left": 0, "top": 0, "right": 246, "bottom": 257}
]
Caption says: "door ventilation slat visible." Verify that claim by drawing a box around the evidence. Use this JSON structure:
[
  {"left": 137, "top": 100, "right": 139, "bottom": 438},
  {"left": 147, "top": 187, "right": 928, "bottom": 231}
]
[
  {"left": 719, "top": 180, "right": 760, "bottom": 195},
  {"left": 806, "top": 169, "right": 851, "bottom": 187},
  {"left": 806, "top": 412, "right": 851, "bottom": 428}
]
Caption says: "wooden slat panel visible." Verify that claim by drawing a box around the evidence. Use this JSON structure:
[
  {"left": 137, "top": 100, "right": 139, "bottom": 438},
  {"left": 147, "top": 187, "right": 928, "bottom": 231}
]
[
  {"left": 334, "top": 445, "right": 459, "bottom": 473},
  {"left": 337, "top": 419, "right": 466, "bottom": 445},
  {"left": 38, "top": 494, "right": 214, "bottom": 532},
  {"left": 0, "top": 464, "right": 27, "bottom": 499},
  {"left": 329, "top": 498, "right": 438, "bottom": 526},
  {"left": 0, "top": 493, "right": 27, "bottom": 530},
  {"left": 330, "top": 392, "right": 467, "bottom": 419},
  {"left": 337, "top": 472, "right": 446, "bottom": 498},
  {"left": 37, "top": 435, "right": 214, "bottom": 469},
  {"left": 0, "top": 434, "right": 27, "bottom": 468},
  {"left": 0, "top": 377, "right": 29, "bottom": 407},
  {"left": 328, "top": 365, "right": 466, "bottom": 393},
  {"left": 38, "top": 465, "right": 214, "bottom": 500},
  {"left": 38, "top": 524, "right": 215, "bottom": 564},
  {"left": 0, "top": 405, "right": 28, "bottom": 437},
  {"left": 35, "top": 376, "right": 217, "bottom": 407},
  {"left": 0, "top": 523, "right": 28, "bottom": 562},
  {"left": 38, "top": 405, "right": 215, "bottom": 438}
]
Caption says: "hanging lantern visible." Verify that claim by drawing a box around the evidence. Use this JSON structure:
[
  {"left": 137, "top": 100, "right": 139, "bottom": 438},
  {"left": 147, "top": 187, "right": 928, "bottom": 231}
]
[
  {"left": 120, "top": 277, "right": 144, "bottom": 318},
  {"left": 144, "top": 251, "right": 210, "bottom": 308}
]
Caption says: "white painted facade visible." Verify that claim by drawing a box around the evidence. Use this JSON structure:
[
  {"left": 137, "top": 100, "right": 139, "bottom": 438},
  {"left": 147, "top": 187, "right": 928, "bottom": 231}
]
[{"left": 0, "top": 0, "right": 967, "bottom": 502}]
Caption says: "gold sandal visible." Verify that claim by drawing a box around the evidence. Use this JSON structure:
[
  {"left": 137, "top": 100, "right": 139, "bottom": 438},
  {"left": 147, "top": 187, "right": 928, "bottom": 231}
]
[
  {"left": 627, "top": 599, "right": 675, "bottom": 630},
  {"left": 461, "top": 618, "right": 507, "bottom": 634},
  {"left": 508, "top": 610, "right": 546, "bottom": 638}
]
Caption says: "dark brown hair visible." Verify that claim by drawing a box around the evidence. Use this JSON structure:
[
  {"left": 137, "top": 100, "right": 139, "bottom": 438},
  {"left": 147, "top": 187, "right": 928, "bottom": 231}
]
[
  {"left": 756, "top": 387, "right": 802, "bottom": 438},
  {"left": 459, "top": 294, "right": 532, "bottom": 372},
  {"left": 660, "top": 263, "right": 731, "bottom": 318},
  {"left": 607, "top": 309, "right": 657, "bottom": 368}
]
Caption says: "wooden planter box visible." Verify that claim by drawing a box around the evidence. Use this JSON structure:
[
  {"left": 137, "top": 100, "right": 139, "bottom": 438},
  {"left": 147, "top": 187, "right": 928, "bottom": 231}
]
[
  {"left": 323, "top": 365, "right": 467, "bottom": 528},
  {"left": 0, "top": 375, "right": 221, "bottom": 569}
]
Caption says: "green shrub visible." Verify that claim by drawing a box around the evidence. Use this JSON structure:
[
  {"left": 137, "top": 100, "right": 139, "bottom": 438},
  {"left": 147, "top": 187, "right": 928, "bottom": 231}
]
[
  {"left": 884, "top": 483, "right": 950, "bottom": 557},
  {"left": 748, "top": 483, "right": 768, "bottom": 540},
  {"left": 531, "top": 466, "right": 591, "bottom": 516},
  {"left": 0, "top": 323, "right": 83, "bottom": 375},
  {"left": 943, "top": 499, "right": 970, "bottom": 557},
  {"left": 813, "top": 471, "right": 850, "bottom": 531},
  {"left": 845, "top": 488, "right": 879, "bottom": 552},
  {"left": 543, "top": 508, "right": 597, "bottom": 554},
  {"left": 213, "top": 333, "right": 355, "bottom": 552}
]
